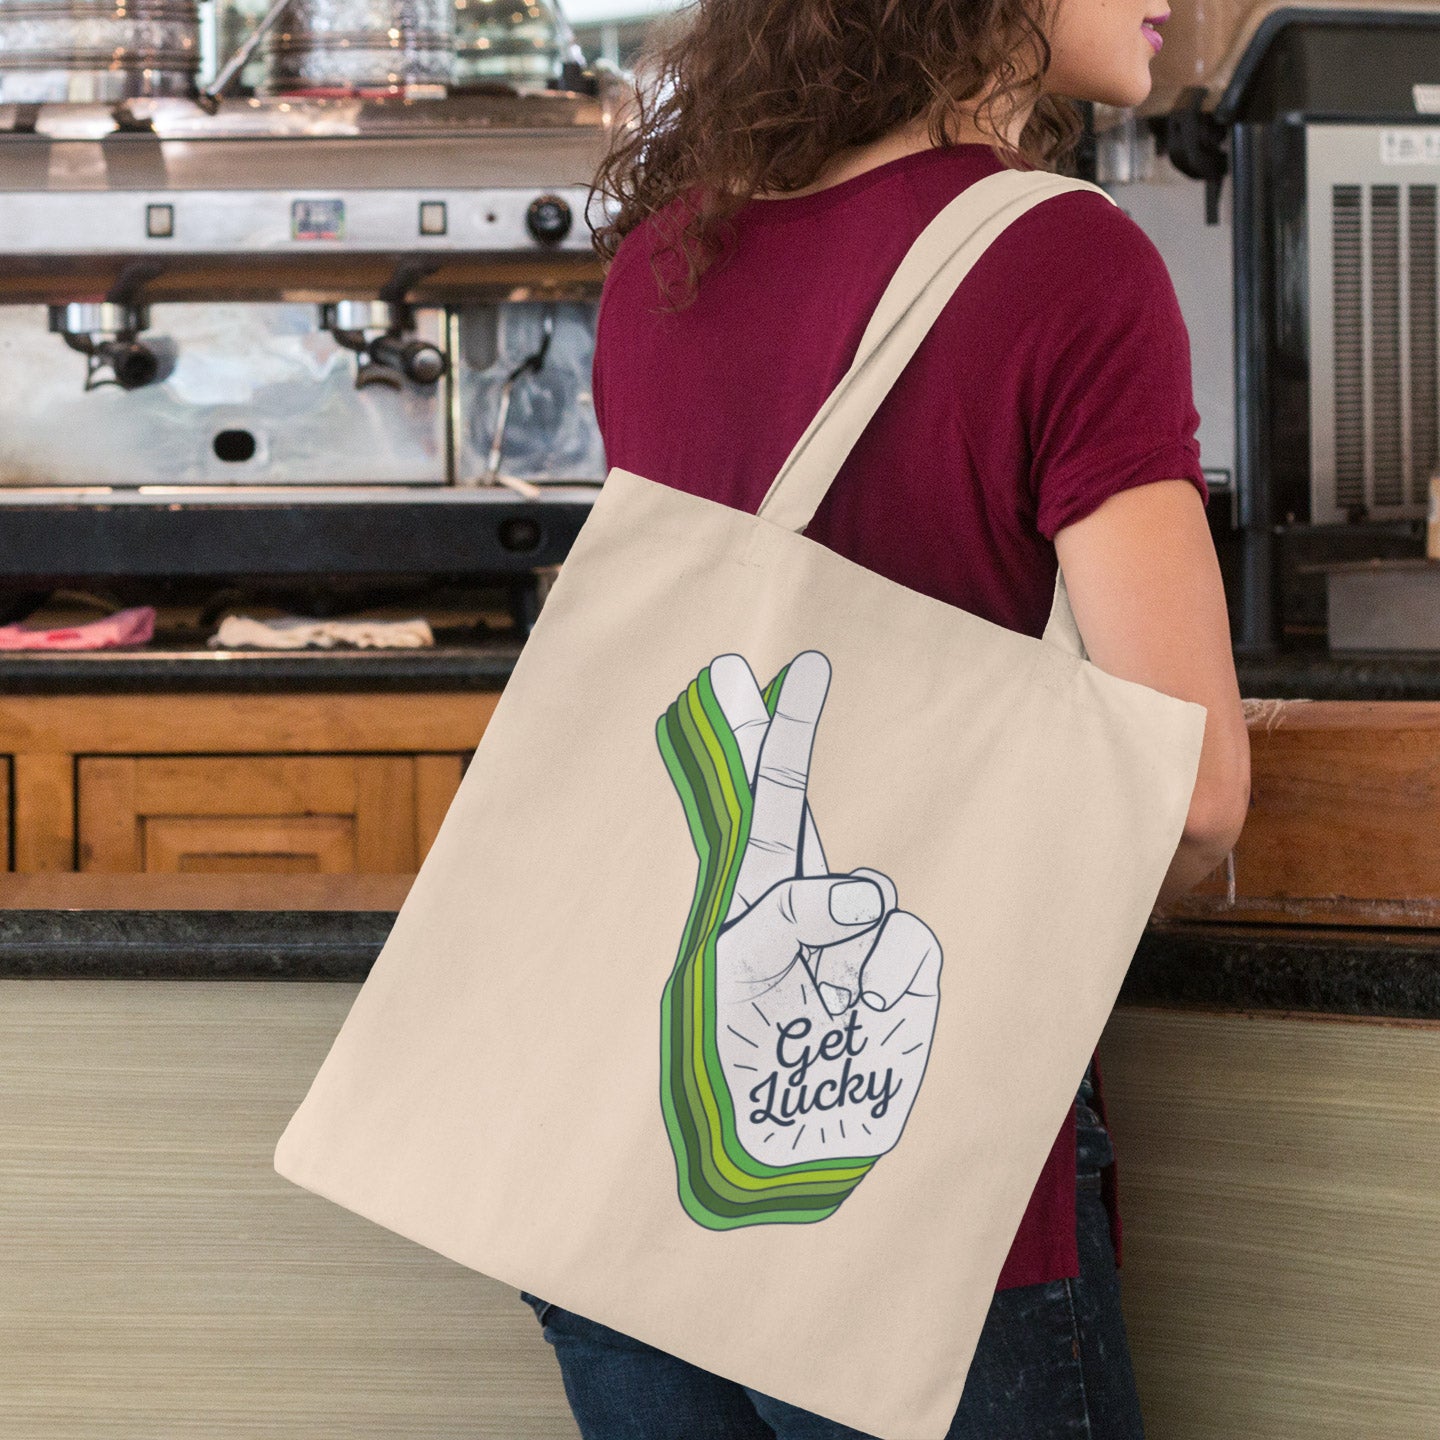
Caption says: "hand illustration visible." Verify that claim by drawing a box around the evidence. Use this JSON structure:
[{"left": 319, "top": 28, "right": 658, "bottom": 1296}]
[
  {"left": 705, "top": 651, "right": 943, "bottom": 1168},
  {"left": 656, "top": 648, "right": 945, "bottom": 1227}
]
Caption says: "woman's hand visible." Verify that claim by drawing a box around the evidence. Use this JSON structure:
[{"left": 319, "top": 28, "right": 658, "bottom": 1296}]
[
  {"left": 707, "top": 650, "right": 943, "bottom": 1166},
  {"left": 1054, "top": 479, "right": 1251, "bottom": 904}
]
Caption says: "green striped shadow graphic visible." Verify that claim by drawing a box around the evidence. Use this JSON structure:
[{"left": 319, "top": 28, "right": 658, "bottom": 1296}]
[{"left": 656, "top": 659, "right": 876, "bottom": 1230}]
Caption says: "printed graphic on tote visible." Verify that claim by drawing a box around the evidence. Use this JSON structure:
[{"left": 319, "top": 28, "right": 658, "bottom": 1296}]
[{"left": 656, "top": 649, "right": 944, "bottom": 1230}]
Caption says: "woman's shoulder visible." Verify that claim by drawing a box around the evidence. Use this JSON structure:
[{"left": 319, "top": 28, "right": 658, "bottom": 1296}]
[
  {"left": 594, "top": 163, "right": 1183, "bottom": 340},
  {"left": 887, "top": 169, "right": 1168, "bottom": 274},
  {"left": 931, "top": 176, "right": 1192, "bottom": 380},
  {"left": 885, "top": 151, "right": 1180, "bottom": 316},
  {"left": 988, "top": 180, "right": 1180, "bottom": 308},
  {"left": 594, "top": 188, "right": 707, "bottom": 307}
]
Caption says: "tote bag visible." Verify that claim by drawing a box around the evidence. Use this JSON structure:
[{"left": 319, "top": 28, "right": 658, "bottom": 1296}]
[{"left": 274, "top": 166, "right": 1206, "bottom": 1440}]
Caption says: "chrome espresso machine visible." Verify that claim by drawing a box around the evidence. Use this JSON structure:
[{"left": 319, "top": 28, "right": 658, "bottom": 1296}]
[{"left": 0, "top": 0, "right": 625, "bottom": 627}]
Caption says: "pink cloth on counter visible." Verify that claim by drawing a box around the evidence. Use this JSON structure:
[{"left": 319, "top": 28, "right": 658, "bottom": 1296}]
[{"left": 0, "top": 605, "right": 156, "bottom": 650}]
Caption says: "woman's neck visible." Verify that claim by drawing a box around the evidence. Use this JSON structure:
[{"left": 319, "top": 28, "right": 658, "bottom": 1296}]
[{"left": 750, "top": 108, "right": 1030, "bottom": 202}]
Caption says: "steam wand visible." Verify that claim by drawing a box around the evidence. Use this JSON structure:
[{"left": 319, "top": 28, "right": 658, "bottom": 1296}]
[{"left": 482, "top": 305, "right": 555, "bottom": 498}]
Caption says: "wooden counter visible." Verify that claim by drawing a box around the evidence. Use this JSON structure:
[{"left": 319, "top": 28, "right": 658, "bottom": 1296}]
[
  {"left": 0, "top": 685, "right": 495, "bottom": 875},
  {"left": 6, "top": 657, "right": 1440, "bottom": 1437},
  {"left": 1162, "top": 698, "right": 1440, "bottom": 928}
]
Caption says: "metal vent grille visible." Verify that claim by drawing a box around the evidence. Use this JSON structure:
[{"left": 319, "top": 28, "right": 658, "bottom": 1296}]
[
  {"left": 1332, "top": 184, "right": 1365, "bottom": 509},
  {"left": 1411, "top": 186, "right": 1438, "bottom": 509},
  {"left": 1323, "top": 179, "right": 1438, "bottom": 519}
]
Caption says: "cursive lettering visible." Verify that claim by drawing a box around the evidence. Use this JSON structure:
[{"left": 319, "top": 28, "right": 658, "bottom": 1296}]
[{"left": 749, "top": 1012, "right": 902, "bottom": 1127}]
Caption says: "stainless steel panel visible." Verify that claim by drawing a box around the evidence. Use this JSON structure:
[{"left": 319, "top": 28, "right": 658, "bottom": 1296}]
[
  {"left": 1325, "top": 559, "right": 1440, "bottom": 649},
  {"left": 0, "top": 482, "right": 599, "bottom": 501},
  {"left": 0, "top": 302, "right": 447, "bottom": 485},
  {"left": 0, "top": 129, "right": 611, "bottom": 190},
  {"left": 0, "top": 184, "right": 597, "bottom": 253},
  {"left": 454, "top": 299, "right": 604, "bottom": 485},
  {"left": 1307, "top": 123, "right": 1440, "bottom": 522},
  {"left": 122, "top": 91, "right": 606, "bottom": 136}
]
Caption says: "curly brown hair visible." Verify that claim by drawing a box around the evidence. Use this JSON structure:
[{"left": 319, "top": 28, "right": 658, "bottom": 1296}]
[{"left": 589, "top": 0, "right": 1085, "bottom": 313}]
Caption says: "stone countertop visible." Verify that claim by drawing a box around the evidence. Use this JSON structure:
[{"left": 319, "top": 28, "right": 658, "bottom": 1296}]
[
  {"left": 1232, "top": 649, "right": 1440, "bottom": 699},
  {"left": 0, "top": 638, "right": 523, "bottom": 692},
  {"left": 2, "top": 902, "right": 1437, "bottom": 1019},
  {"left": 1119, "top": 921, "right": 1440, "bottom": 1017},
  {"left": 0, "top": 908, "right": 396, "bottom": 980},
  {"left": 3, "top": 642, "right": 1440, "bottom": 697}
]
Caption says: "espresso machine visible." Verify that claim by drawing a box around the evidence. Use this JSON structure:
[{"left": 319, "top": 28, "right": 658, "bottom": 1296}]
[
  {"left": 0, "top": 0, "right": 625, "bottom": 627},
  {"left": 1104, "top": 0, "right": 1440, "bottom": 651}
]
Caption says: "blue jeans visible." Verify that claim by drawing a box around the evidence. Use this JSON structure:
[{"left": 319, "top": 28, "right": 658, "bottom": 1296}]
[{"left": 519, "top": 1061, "right": 1144, "bottom": 1439}]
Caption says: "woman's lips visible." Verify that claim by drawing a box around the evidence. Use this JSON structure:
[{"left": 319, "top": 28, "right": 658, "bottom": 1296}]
[{"left": 1141, "top": 14, "right": 1167, "bottom": 52}]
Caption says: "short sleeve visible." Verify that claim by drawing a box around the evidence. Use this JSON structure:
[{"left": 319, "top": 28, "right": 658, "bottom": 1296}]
[
  {"left": 590, "top": 224, "right": 647, "bottom": 448},
  {"left": 592, "top": 260, "right": 615, "bottom": 443},
  {"left": 1024, "top": 194, "right": 1208, "bottom": 542},
  {"left": 591, "top": 324, "right": 607, "bottom": 442}
]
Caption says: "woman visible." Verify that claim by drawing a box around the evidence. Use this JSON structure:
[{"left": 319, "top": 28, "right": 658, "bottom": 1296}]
[{"left": 519, "top": 0, "right": 1251, "bottom": 1433}]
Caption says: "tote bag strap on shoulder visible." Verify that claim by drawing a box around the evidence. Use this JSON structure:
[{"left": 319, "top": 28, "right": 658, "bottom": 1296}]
[{"left": 753, "top": 167, "right": 1118, "bottom": 660}]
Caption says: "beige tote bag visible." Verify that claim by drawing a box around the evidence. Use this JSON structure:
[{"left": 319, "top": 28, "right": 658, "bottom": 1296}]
[{"left": 274, "top": 166, "right": 1206, "bottom": 1440}]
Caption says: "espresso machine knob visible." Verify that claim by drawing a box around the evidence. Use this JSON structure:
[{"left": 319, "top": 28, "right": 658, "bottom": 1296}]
[
  {"left": 401, "top": 341, "right": 447, "bottom": 386},
  {"left": 369, "top": 334, "right": 448, "bottom": 386},
  {"left": 105, "top": 341, "right": 161, "bottom": 391},
  {"left": 526, "top": 194, "right": 572, "bottom": 246}
]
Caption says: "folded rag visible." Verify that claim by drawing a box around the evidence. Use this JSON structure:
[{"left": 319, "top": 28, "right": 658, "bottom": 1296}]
[
  {"left": 207, "top": 615, "right": 435, "bottom": 650},
  {"left": 0, "top": 604, "right": 156, "bottom": 651}
]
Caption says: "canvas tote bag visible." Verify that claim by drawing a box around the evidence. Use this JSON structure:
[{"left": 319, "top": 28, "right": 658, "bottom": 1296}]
[{"left": 273, "top": 166, "right": 1207, "bottom": 1440}]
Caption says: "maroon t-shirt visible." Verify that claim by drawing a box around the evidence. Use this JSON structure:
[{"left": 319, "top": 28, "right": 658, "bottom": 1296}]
[{"left": 590, "top": 142, "right": 1208, "bottom": 1289}]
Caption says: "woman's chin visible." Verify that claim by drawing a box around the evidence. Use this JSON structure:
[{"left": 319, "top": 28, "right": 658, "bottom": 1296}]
[
  {"left": 1088, "top": 74, "right": 1154, "bottom": 111},
  {"left": 1046, "top": 68, "right": 1153, "bottom": 111}
]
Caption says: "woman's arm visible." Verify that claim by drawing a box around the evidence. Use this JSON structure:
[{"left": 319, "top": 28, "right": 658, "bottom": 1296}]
[{"left": 1053, "top": 478, "right": 1251, "bottom": 907}]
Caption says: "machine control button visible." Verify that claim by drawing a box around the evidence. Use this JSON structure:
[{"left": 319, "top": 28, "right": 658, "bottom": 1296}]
[
  {"left": 526, "top": 194, "right": 571, "bottom": 246},
  {"left": 418, "top": 200, "right": 448, "bottom": 236},
  {"left": 146, "top": 203, "right": 175, "bottom": 239},
  {"left": 292, "top": 199, "right": 344, "bottom": 241}
]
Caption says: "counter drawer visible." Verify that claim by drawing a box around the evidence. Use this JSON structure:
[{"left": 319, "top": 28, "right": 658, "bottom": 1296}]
[{"left": 77, "top": 754, "right": 466, "bottom": 875}]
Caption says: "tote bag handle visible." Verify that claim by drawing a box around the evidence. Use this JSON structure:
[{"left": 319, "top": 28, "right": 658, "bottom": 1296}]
[{"left": 754, "top": 166, "right": 1118, "bottom": 659}]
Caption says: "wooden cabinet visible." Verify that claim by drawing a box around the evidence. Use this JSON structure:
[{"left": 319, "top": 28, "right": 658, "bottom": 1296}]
[
  {"left": 0, "top": 692, "right": 497, "bottom": 875},
  {"left": 77, "top": 754, "right": 464, "bottom": 874}
]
